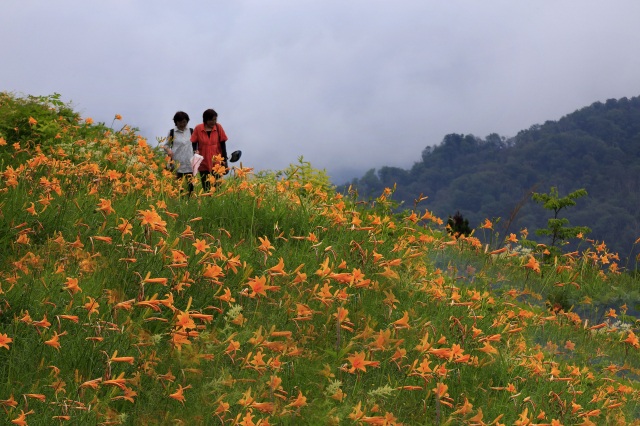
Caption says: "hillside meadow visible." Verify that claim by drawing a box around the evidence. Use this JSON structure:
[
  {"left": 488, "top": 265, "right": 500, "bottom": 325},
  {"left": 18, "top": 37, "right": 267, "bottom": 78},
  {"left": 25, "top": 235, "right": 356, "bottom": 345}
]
[{"left": 1, "top": 92, "right": 639, "bottom": 425}]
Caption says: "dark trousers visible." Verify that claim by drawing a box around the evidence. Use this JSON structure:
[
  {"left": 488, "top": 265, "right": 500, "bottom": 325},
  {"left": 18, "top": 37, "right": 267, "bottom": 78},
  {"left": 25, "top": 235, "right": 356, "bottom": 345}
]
[
  {"left": 199, "top": 171, "right": 221, "bottom": 192},
  {"left": 176, "top": 172, "right": 194, "bottom": 195}
]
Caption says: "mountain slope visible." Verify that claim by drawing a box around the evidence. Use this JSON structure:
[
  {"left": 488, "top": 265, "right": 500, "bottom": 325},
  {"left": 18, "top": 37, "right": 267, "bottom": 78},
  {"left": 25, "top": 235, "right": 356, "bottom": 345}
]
[{"left": 345, "top": 96, "right": 640, "bottom": 266}]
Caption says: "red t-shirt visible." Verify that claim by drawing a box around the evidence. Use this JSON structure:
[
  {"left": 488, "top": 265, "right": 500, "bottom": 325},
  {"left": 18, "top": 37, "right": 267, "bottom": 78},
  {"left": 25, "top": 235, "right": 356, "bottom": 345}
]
[{"left": 190, "top": 123, "right": 228, "bottom": 172}]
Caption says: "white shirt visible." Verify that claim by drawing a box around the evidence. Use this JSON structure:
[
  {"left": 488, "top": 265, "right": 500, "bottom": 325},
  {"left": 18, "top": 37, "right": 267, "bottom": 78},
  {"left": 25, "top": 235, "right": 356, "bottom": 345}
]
[{"left": 167, "top": 127, "right": 194, "bottom": 174}]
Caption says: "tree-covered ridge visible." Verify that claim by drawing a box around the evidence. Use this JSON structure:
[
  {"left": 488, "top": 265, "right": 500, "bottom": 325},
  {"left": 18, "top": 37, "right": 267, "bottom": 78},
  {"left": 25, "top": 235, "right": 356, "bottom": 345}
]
[{"left": 344, "top": 96, "right": 640, "bottom": 266}]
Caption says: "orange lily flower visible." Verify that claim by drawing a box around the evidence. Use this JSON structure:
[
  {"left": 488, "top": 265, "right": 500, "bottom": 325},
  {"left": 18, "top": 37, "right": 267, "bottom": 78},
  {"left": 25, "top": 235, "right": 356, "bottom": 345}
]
[
  {"left": 392, "top": 311, "right": 411, "bottom": 329},
  {"left": 111, "top": 386, "right": 137, "bottom": 403},
  {"left": 57, "top": 314, "right": 79, "bottom": 323},
  {"left": 489, "top": 247, "right": 508, "bottom": 256},
  {"left": 11, "top": 409, "right": 34, "bottom": 426},
  {"left": 523, "top": 256, "right": 540, "bottom": 274},
  {"left": 96, "top": 198, "right": 115, "bottom": 215},
  {"left": 246, "top": 275, "right": 280, "bottom": 298},
  {"left": 257, "top": 236, "right": 274, "bottom": 255},
  {"left": 32, "top": 314, "right": 51, "bottom": 329},
  {"left": 45, "top": 331, "right": 67, "bottom": 350},
  {"left": 84, "top": 297, "right": 100, "bottom": 317},
  {"left": 115, "top": 218, "right": 133, "bottom": 237},
  {"left": 169, "top": 384, "right": 191, "bottom": 404},
  {"left": 63, "top": 277, "right": 82, "bottom": 294},
  {"left": 286, "top": 390, "right": 307, "bottom": 408},
  {"left": 267, "top": 257, "right": 287, "bottom": 276},
  {"left": 175, "top": 311, "right": 196, "bottom": 330},
  {"left": 23, "top": 393, "right": 46, "bottom": 402},
  {"left": 110, "top": 350, "right": 135, "bottom": 364},
  {"left": 478, "top": 341, "right": 498, "bottom": 355},
  {"left": 0, "top": 395, "right": 18, "bottom": 408},
  {"left": 103, "top": 376, "right": 128, "bottom": 390},
  {"left": 623, "top": 331, "right": 639, "bottom": 348},
  {"left": 217, "top": 287, "right": 236, "bottom": 304},
  {"left": 433, "top": 382, "right": 449, "bottom": 399},
  {"left": 79, "top": 378, "right": 103, "bottom": 390},
  {"left": 190, "top": 313, "right": 214, "bottom": 323},
  {"left": 347, "top": 351, "right": 380, "bottom": 373},
  {"left": 0, "top": 333, "right": 12, "bottom": 350},
  {"left": 193, "top": 238, "right": 210, "bottom": 254}
]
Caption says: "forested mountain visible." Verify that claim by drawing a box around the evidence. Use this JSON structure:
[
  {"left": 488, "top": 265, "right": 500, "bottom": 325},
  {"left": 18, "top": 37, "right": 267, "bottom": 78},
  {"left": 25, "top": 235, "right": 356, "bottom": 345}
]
[{"left": 343, "top": 96, "right": 640, "bottom": 266}]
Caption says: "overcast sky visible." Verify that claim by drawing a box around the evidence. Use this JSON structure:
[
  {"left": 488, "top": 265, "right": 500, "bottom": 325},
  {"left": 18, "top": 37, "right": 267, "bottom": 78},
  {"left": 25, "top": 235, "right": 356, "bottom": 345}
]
[{"left": 2, "top": 1, "right": 640, "bottom": 183}]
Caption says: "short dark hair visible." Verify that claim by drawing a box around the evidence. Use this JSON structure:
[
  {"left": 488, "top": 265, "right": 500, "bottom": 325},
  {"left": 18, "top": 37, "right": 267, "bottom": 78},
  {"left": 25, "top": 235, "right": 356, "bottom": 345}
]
[
  {"left": 203, "top": 109, "right": 218, "bottom": 122},
  {"left": 173, "top": 111, "right": 189, "bottom": 124}
]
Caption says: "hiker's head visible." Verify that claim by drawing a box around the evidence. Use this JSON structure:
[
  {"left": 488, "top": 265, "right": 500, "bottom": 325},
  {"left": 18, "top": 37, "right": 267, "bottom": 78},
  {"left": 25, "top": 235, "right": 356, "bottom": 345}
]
[
  {"left": 203, "top": 109, "right": 218, "bottom": 127},
  {"left": 173, "top": 111, "right": 189, "bottom": 130}
]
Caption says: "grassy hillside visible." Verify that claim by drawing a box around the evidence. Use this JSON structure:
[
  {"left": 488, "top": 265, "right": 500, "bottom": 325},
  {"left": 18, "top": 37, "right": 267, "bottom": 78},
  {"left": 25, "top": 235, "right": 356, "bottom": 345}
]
[{"left": 1, "top": 92, "right": 639, "bottom": 425}]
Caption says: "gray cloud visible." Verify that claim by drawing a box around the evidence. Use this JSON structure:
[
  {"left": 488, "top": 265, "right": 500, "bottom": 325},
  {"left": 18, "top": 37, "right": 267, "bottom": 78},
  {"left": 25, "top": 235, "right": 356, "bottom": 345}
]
[{"left": 2, "top": 1, "right": 640, "bottom": 183}]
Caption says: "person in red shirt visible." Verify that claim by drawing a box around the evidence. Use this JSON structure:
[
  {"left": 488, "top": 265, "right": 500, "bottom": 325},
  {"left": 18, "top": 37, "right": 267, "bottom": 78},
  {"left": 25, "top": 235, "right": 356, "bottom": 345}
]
[{"left": 190, "top": 108, "right": 229, "bottom": 191}]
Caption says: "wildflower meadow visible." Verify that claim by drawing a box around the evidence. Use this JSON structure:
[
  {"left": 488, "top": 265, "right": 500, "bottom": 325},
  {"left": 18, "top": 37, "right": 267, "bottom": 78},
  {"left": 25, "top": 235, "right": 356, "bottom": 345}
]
[{"left": 1, "top": 92, "right": 639, "bottom": 425}]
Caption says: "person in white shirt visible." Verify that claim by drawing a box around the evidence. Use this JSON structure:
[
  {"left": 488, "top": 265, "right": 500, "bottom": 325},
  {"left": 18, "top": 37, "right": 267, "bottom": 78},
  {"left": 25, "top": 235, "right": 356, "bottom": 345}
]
[{"left": 164, "top": 111, "right": 196, "bottom": 195}]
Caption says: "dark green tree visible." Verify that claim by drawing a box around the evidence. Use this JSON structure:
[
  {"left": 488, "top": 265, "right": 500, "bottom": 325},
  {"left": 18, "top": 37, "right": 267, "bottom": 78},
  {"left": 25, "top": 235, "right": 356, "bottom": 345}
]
[
  {"left": 531, "top": 187, "right": 591, "bottom": 253},
  {"left": 447, "top": 211, "right": 472, "bottom": 237}
]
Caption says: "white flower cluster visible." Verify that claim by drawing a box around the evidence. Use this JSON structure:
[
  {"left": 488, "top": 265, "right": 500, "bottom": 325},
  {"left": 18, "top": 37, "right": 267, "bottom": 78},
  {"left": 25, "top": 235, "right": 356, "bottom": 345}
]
[{"left": 592, "top": 319, "right": 633, "bottom": 335}]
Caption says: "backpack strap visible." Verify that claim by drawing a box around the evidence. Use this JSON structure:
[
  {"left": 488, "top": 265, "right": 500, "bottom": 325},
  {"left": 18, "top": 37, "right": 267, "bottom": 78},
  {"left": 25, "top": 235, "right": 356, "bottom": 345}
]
[{"left": 168, "top": 129, "right": 175, "bottom": 148}]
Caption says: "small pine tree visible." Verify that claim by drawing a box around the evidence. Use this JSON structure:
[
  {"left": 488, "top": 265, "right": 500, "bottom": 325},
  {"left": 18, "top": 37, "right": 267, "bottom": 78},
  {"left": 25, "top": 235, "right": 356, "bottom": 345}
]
[
  {"left": 532, "top": 187, "right": 591, "bottom": 255},
  {"left": 447, "top": 211, "right": 472, "bottom": 237}
]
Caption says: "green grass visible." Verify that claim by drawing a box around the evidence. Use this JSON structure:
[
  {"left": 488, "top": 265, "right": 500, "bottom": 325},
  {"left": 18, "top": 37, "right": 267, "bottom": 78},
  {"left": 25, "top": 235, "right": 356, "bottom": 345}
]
[{"left": 1, "top": 92, "right": 639, "bottom": 425}]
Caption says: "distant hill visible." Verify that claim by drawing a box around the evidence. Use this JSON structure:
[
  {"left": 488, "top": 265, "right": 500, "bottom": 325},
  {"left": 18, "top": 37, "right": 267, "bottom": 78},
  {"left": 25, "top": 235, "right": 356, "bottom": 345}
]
[{"left": 343, "top": 96, "right": 640, "bottom": 267}]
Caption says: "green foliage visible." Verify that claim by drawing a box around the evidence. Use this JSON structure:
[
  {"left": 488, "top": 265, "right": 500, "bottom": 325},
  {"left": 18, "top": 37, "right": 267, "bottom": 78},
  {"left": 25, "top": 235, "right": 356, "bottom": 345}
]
[
  {"left": 532, "top": 186, "right": 592, "bottom": 253},
  {"left": 2, "top": 92, "right": 640, "bottom": 425}
]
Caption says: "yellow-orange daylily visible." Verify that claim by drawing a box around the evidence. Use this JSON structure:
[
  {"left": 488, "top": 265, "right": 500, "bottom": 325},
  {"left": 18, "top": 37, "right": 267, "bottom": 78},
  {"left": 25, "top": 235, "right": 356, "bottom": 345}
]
[
  {"left": 246, "top": 275, "right": 280, "bottom": 298},
  {"left": 44, "top": 331, "right": 67, "bottom": 350},
  {"left": 175, "top": 310, "right": 196, "bottom": 331},
  {"left": 168, "top": 384, "right": 191, "bottom": 404},
  {"left": 193, "top": 238, "right": 210, "bottom": 254},
  {"left": 481, "top": 218, "right": 493, "bottom": 229},
  {"left": 478, "top": 341, "right": 498, "bottom": 355},
  {"left": 57, "top": 314, "right": 79, "bottom": 323},
  {"left": 347, "top": 351, "right": 380, "bottom": 373},
  {"left": 25, "top": 202, "right": 37, "bottom": 216},
  {"left": 0, "top": 333, "right": 12, "bottom": 350},
  {"left": 110, "top": 350, "right": 135, "bottom": 364},
  {"left": 623, "top": 331, "right": 639, "bottom": 348},
  {"left": 115, "top": 218, "right": 133, "bottom": 237},
  {"left": 267, "top": 257, "right": 287, "bottom": 276},
  {"left": 63, "top": 277, "right": 82, "bottom": 294},
  {"left": 96, "top": 198, "right": 115, "bottom": 215},
  {"left": 523, "top": 256, "right": 541, "bottom": 274},
  {"left": 286, "top": 390, "right": 307, "bottom": 408},
  {"left": 392, "top": 311, "right": 411, "bottom": 329},
  {"left": 257, "top": 236, "right": 274, "bottom": 255},
  {"left": 32, "top": 314, "right": 51, "bottom": 329},
  {"left": 433, "top": 382, "right": 449, "bottom": 399},
  {"left": 80, "top": 378, "right": 103, "bottom": 390},
  {"left": 11, "top": 409, "right": 34, "bottom": 426},
  {"left": 0, "top": 395, "right": 18, "bottom": 408},
  {"left": 217, "top": 287, "right": 236, "bottom": 304},
  {"left": 23, "top": 393, "right": 46, "bottom": 402},
  {"left": 137, "top": 208, "right": 167, "bottom": 234}
]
